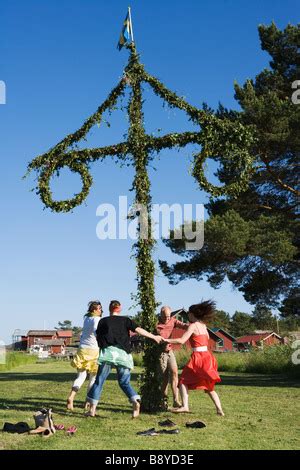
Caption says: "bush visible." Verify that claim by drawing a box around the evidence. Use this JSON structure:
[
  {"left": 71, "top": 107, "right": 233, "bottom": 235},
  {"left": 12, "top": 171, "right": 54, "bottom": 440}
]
[
  {"left": 0, "top": 352, "right": 37, "bottom": 371},
  {"left": 217, "top": 345, "right": 300, "bottom": 377},
  {"left": 132, "top": 352, "right": 144, "bottom": 367}
]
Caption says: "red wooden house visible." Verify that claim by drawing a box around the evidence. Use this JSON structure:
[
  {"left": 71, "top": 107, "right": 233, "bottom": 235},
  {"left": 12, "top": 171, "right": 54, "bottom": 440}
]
[
  {"left": 237, "top": 332, "right": 283, "bottom": 350},
  {"left": 26, "top": 330, "right": 57, "bottom": 348},
  {"left": 56, "top": 330, "right": 73, "bottom": 346},
  {"left": 42, "top": 339, "right": 66, "bottom": 355},
  {"left": 211, "top": 328, "right": 237, "bottom": 352}
]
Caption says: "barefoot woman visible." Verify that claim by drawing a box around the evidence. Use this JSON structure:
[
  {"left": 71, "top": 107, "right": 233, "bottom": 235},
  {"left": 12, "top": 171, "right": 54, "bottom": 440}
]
[{"left": 164, "top": 300, "right": 224, "bottom": 416}]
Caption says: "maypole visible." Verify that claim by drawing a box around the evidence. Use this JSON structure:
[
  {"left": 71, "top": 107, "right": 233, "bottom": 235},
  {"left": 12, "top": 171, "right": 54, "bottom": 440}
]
[{"left": 25, "top": 9, "right": 255, "bottom": 411}]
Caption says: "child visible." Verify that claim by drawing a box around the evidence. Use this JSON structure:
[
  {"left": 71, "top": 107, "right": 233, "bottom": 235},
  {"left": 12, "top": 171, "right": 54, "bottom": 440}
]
[
  {"left": 163, "top": 300, "right": 224, "bottom": 416},
  {"left": 67, "top": 300, "right": 102, "bottom": 411}
]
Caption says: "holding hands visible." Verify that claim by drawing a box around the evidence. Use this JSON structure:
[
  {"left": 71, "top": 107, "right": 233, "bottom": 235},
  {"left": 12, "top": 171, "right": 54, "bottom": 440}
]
[{"left": 153, "top": 335, "right": 165, "bottom": 344}]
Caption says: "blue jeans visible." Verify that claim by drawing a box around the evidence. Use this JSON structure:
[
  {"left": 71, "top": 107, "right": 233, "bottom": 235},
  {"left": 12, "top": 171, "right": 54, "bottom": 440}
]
[{"left": 87, "top": 362, "right": 140, "bottom": 406}]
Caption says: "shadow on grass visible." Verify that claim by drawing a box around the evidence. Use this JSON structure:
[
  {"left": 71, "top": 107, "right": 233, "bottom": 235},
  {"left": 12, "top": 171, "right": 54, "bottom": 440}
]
[
  {"left": 0, "top": 371, "right": 298, "bottom": 390},
  {"left": 0, "top": 372, "right": 141, "bottom": 383},
  {"left": 219, "top": 374, "right": 300, "bottom": 388},
  {"left": 0, "top": 396, "right": 134, "bottom": 417}
]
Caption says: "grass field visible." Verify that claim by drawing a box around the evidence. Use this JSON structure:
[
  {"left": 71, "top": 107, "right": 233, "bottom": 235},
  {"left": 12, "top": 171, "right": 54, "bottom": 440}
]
[{"left": 0, "top": 361, "right": 299, "bottom": 450}]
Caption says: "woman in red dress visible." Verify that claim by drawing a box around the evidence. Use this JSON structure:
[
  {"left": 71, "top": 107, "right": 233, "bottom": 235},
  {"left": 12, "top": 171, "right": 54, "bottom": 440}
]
[{"left": 164, "top": 300, "right": 224, "bottom": 416}]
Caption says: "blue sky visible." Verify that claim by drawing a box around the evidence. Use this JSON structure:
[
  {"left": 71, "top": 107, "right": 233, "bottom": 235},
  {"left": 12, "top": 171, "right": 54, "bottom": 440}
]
[{"left": 0, "top": 0, "right": 297, "bottom": 344}]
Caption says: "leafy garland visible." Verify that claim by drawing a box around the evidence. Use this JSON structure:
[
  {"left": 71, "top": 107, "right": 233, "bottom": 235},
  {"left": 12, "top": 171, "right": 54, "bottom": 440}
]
[
  {"left": 26, "top": 44, "right": 254, "bottom": 213},
  {"left": 26, "top": 43, "right": 255, "bottom": 410}
]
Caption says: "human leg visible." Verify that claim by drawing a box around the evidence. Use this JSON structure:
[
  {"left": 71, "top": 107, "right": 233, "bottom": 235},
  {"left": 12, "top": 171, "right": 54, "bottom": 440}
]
[
  {"left": 172, "top": 383, "right": 189, "bottom": 413},
  {"left": 87, "top": 373, "right": 96, "bottom": 392},
  {"left": 84, "top": 373, "right": 97, "bottom": 411},
  {"left": 116, "top": 367, "right": 141, "bottom": 418},
  {"left": 86, "top": 363, "right": 111, "bottom": 416},
  {"left": 67, "top": 370, "right": 87, "bottom": 410},
  {"left": 159, "top": 352, "right": 170, "bottom": 404},
  {"left": 207, "top": 390, "right": 224, "bottom": 416},
  {"left": 168, "top": 351, "right": 181, "bottom": 407}
]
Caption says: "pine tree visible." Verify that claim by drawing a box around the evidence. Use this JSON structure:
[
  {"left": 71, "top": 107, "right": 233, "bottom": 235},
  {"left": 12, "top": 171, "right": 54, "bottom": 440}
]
[{"left": 160, "top": 23, "right": 300, "bottom": 314}]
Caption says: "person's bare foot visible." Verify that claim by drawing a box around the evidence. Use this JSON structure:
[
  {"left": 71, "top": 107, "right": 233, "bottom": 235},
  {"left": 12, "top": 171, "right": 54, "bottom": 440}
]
[
  {"left": 172, "top": 407, "right": 190, "bottom": 413},
  {"left": 66, "top": 398, "right": 74, "bottom": 411},
  {"left": 84, "top": 401, "right": 90, "bottom": 412},
  {"left": 173, "top": 400, "right": 182, "bottom": 408},
  {"left": 84, "top": 404, "right": 97, "bottom": 417},
  {"left": 132, "top": 400, "right": 140, "bottom": 418},
  {"left": 217, "top": 409, "right": 225, "bottom": 416}
]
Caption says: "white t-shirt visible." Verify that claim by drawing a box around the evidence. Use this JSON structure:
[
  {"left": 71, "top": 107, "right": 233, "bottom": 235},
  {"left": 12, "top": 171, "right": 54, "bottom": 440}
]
[{"left": 79, "top": 316, "right": 100, "bottom": 350}]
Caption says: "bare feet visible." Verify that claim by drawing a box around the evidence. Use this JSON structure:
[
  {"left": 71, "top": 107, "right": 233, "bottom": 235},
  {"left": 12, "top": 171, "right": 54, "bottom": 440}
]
[
  {"left": 172, "top": 407, "right": 190, "bottom": 413},
  {"left": 217, "top": 409, "right": 225, "bottom": 416},
  {"left": 87, "top": 404, "right": 97, "bottom": 417},
  {"left": 132, "top": 400, "right": 141, "bottom": 419},
  {"left": 66, "top": 398, "right": 74, "bottom": 411},
  {"left": 173, "top": 400, "right": 182, "bottom": 408}
]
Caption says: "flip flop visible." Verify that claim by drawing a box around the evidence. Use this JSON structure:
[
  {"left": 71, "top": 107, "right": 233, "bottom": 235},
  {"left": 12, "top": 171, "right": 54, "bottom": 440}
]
[
  {"left": 66, "top": 426, "right": 77, "bottom": 435},
  {"left": 158, "top": 429, "right": 180, "bottom": 435},
  {"left": 136, "top": 428, "right": 159, "bottom": 436},
  {"left": 54, "top": 424, "right": 65, "bottom": 431}
]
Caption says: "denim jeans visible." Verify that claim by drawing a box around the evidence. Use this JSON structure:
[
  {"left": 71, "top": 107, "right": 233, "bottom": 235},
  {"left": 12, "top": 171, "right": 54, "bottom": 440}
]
[{"left": 87, "top": 362, "right": 140, "bottom": 406}]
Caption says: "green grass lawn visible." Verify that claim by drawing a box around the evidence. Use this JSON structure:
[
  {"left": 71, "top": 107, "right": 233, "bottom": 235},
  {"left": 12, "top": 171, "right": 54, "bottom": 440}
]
[{"left": 0, "top": 361, "right": 299, "bottom": 450}]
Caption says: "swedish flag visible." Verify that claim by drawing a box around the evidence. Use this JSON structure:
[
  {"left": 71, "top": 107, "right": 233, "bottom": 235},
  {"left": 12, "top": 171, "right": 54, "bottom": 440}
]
[{"left": 117, "top": 12, "right": 132, "bottom": 50}]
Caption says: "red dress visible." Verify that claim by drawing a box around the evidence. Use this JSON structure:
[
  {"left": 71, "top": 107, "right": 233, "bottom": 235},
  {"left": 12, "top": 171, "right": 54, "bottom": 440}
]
[{"left": 179, "top": 334, "right": 221, "bottom": 391}]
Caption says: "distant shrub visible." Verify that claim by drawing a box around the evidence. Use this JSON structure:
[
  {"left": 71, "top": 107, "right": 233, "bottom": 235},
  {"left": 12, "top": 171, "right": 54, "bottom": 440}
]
[
  {"left": 131, "top": 345, "right": 300, "bottom": 377},
  {"left": 0, "top": 352, "right": 37, "bottom": 371},
  {"left": 216, "top": 345, "right": 300, "bottom": 377}
]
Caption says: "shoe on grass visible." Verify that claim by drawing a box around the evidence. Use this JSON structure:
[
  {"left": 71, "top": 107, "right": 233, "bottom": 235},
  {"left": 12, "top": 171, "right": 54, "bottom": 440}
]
[
  {"left": 158, "top": 419, "right": 176, "bottom": 427},
  {"left": 185, "top": 421, "right": 206, "bottom": 429}
]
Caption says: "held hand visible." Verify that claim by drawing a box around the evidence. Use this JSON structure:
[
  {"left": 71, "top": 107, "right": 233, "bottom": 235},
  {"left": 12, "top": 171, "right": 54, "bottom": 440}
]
[{"left": 153, "top": 335, "right": 164, "bottom": 344}]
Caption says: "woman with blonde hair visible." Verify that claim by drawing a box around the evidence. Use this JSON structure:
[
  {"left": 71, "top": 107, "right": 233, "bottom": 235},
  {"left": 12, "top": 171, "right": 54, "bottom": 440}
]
[{"left": 67, "top": 300, "right": 102, "bottom": 411}]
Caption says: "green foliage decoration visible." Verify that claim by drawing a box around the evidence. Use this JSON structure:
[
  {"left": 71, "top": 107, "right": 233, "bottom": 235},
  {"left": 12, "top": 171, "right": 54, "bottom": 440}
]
[{"left": 25, "top": 43, "right": 255, "bottom": 410}]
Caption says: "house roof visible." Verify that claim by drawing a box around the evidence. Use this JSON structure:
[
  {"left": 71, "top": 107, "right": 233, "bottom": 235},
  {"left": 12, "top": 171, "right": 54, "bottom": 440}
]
[
  {"left": 237, "top": 332, "right": 281, "bottom": 343},
  {"left": 207, "top": 328, "right": 222, "bottom": 342},
  {"left": 171, "top": 308, "right": 188, "bottom": 317},
  {"left": 27, "top": 330, "right": 56, "bottom": 336},
  {"left": 56, "top": 330, "right": 73, "bottom": 337},
  {"left": 42, "top": 340, "right": 65, "bottom": 346},
  {"left": 211, "top": 328, "right": 236, "bottom": 341}
]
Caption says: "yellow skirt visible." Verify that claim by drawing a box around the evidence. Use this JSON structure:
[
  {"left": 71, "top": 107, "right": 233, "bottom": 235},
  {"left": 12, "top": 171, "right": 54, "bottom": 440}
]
[{"left": 71, "top": 348, "right": 99, "bottom": 374}]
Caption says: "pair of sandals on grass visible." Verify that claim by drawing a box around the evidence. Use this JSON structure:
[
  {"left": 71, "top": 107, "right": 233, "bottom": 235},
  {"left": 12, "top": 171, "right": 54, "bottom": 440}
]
[{"left": 3, "top": 408, "right": 77, "bottom": 438}]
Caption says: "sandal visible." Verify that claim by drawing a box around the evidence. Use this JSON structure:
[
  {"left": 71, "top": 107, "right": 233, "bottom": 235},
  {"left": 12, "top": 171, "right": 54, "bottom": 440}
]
[
  {"left": 136, "top": 428, "right": 159, "bottom": 436},
  {"left": 54, "top": 424, "right": 65, "bottom": 431},
  {"left": 66, "top": 426, "right": 77, "bottom": 435},
  {"left": 158, "top": 429, "right": 180, "bottom": 435}
]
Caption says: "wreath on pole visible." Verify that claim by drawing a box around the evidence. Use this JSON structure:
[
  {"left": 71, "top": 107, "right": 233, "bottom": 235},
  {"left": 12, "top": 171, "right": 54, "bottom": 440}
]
[{"left": 26, "top": 42, "right": 254, "bottom": 411}]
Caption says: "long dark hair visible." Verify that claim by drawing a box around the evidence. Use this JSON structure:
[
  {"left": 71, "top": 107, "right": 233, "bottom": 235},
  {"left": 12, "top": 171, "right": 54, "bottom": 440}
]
[
  {"left": 189, "top": 300, "right": 216, "bottom": 323},
  {"left": 85, "top": 300, "right": 102, "bottom": 317}
]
